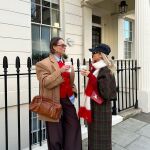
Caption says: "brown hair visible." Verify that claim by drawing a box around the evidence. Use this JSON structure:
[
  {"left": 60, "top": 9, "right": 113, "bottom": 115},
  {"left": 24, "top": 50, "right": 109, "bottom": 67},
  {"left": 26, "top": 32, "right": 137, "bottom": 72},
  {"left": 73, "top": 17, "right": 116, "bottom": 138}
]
[{"left": 49, "top": 37, "right": 63, "bottom": 54}]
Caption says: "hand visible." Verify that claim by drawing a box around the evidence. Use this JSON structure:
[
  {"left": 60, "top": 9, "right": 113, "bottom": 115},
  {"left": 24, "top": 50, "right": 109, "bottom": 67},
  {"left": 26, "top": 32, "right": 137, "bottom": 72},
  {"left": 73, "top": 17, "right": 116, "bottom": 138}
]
[
  {"left": 60, "top": 65, "right": 70, "bottom": 73},
  {"left": 80, "top": 69, "right": 90, "bottom": 77}
]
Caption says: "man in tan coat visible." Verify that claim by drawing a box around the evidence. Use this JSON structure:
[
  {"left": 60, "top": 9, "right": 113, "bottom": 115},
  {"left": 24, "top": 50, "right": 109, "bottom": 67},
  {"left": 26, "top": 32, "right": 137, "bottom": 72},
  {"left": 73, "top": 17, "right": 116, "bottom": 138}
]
[{"left": 36, "top": 37, "right": 82, "bottom": 150}]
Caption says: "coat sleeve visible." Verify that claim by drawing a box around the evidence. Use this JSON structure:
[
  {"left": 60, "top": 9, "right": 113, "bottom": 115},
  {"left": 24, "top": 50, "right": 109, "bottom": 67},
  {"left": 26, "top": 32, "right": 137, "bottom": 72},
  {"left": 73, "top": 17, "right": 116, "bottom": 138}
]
[
  {"left": 97, "top": 69, "right": 116, "bottom": 101},
  {"left": 36, "top": 61, "right": 64, "bottom": 89}
]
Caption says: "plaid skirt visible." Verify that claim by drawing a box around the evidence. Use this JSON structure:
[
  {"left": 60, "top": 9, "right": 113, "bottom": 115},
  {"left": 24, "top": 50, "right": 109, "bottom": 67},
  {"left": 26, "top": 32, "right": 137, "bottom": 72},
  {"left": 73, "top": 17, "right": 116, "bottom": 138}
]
[{"left": 88, "top": 100, "right": 112, "bottom": 150}]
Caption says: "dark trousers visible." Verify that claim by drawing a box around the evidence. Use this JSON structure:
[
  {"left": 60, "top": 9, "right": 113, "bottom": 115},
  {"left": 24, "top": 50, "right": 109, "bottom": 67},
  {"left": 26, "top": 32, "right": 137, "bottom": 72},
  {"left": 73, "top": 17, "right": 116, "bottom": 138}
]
[{"left": 46, "top": 98, "right": 82, "bottom": 150}]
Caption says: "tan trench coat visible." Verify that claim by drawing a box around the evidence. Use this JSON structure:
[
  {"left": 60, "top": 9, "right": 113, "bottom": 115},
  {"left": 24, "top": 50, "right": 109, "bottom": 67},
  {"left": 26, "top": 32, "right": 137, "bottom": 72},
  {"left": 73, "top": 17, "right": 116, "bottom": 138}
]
[{"left": 36, "top": 55, "right": 76, "bottom": 122}]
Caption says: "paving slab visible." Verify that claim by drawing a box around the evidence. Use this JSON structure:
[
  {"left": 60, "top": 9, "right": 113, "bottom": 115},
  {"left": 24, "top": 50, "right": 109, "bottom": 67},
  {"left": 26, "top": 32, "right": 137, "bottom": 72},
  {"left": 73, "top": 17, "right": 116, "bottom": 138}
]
[
  {"left": 112, "top": 126, "right": 140, "bottom": 147},
  {"left": 126, "top": 136, "right": 150, "bottom": 150},
  {"left": 136, "top": 124, "right": 150, "bottom": 138},
  {"left": 132, "top": 112, "right": 150, "bottom": 124},
  {"left": 115, "top": 118, "right": 147, "bottom": 132},
  {"left": 112, "top": 144, "right": 127, "bottom": 150}
]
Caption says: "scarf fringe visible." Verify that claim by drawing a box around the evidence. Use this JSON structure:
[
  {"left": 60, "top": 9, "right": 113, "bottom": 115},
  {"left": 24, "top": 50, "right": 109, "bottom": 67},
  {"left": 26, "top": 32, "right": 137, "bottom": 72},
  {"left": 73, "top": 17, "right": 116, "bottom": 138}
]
[{"left": 78, "top": 107, "right": 92, "bottom": 123}]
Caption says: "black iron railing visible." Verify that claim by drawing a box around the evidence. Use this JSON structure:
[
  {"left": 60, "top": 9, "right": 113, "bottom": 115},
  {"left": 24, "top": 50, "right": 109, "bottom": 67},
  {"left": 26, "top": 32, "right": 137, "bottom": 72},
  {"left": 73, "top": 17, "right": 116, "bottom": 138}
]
[
  {"left": 116, "top": 59, "right": 140, "bottom": 112},
  {"left": 0, "top": 56, "right": 140, "bottom": 150}
]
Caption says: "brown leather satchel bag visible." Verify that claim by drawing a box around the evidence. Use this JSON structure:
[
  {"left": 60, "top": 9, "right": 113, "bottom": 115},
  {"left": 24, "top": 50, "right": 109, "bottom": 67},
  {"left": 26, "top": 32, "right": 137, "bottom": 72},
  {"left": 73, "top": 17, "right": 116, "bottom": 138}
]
[{"left": 29, "top": 79, "right": 62, "bottom": 120}]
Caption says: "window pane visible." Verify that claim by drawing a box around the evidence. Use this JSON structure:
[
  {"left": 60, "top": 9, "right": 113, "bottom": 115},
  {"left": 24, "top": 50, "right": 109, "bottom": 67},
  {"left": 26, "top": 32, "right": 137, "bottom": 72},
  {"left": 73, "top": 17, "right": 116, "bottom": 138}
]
[
  {"left": 129, "top": 21, "right": 132, "bottom": 31},
  {"left": 92, "top": 26, "right": 101, "bottom": 48},
  {"left": 42, "top": 121, "right": 46, "bottom": 128},
  {"left": 124, "top": 41, "right": 132, "bottom": 59},
  {"left": 124, "top": 31, "right": 129, "bottom": 41},
  {"left": 32, "top": 112, "right": 37, "bottom": 117},
  {"left": 92, "top": 15, "right": 101, "bottom": 24},
  {"left": 124, "top": 20, "right": 129, "bottom": 31},
  {"left": 52, "top": 9, "right": 60, "bottom": 26},
  {"left": 51, "top": 28, "right": 59, "bottom": 37},
  {"left": 32, "top": 25, "right": 41, "bottom": 64},
  {"left": 129, "top": 31, "right": 132, "bottom": 41},
  {"left": 32, "top": 0, "right": 40, "bottom": 4},
  {"left": 42, "top": 129, "right": 46, "bottom": 140},
  {"left": 32, "top": 132, "right": 37, "bottom": 144},
  {"left": 42, "top": 7, "right": 50, "bottom": 25},
  {"left": 41, "top": 26, "right": 50, "bottom": 58},
  {"left": 31, "top": 3, "right": 41, "bottom": 23},
  {"left": 51, "top": 0, "right": 59, "bottom": 9},
  {"left": 52, "top": 3, "right": 59, "bottom": 9},
  {"left": 33, "top": 118, "right": 38, "bottom": 130},
  {"left": 42, "top": 0, "right": 50, "bottom": 7}
]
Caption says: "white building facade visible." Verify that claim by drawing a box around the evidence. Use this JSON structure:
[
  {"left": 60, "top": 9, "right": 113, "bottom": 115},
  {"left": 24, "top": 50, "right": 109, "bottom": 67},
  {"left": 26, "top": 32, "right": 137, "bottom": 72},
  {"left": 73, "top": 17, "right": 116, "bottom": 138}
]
[{"left": 0, "top": 0, "right": 150, "bottom": 149}]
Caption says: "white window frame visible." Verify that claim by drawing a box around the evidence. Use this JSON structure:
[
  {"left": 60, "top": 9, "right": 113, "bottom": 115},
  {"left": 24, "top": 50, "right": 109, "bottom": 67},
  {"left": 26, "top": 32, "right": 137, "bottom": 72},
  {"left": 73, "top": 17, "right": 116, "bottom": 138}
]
[
  {"left": 123, "top": 19, "right": 134, "bottom": 59},
  {"left": 31, "top": 0, "right": 61, "bottom": 65}
]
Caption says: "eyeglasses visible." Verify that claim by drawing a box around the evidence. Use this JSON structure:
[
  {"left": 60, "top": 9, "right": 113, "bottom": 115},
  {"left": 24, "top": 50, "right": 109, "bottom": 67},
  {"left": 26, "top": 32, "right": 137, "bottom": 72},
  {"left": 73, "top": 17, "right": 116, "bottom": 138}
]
[
  {"left": 92, "top": 51, "right": 99, "bottom": 55},
  {"left": 56, "top": 44, "right": 67, "bottom": 48}
]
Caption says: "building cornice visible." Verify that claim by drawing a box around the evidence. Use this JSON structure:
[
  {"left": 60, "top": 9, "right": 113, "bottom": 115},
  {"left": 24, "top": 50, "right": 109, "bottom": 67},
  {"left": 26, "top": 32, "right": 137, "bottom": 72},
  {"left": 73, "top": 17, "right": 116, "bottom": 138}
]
[{"left": 81, "top": 0, "right": 93, "bottom": 8}]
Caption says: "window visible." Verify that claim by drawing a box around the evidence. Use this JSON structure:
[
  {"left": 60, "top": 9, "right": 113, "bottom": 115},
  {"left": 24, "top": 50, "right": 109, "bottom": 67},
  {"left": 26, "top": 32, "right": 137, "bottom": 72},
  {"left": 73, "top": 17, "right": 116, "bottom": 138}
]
[
  {"left": 31, "top": 0, "right": 60, "bottom": 145},
  {"left": 31, "top": 112, "right": 47, "bottom": 145},
  {"left": 31, "top": 0, "right": 60, "bottom": 64},
  {"left": 92, "top": 15, "right": 101, "bottom": 24},
  {"left": 92, "top": 15, "right": 101, "bottom": 48},
  {"left": 124, "top": 19, "right": 133, "bottom": 59},
  {"left": 92, "top": 26, "right": 101, "bottom": 48}
]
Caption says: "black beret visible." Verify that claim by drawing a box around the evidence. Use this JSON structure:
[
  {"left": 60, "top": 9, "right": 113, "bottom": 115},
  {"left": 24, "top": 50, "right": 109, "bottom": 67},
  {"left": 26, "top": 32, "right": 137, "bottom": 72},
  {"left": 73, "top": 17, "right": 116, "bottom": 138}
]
[{"left": 89, "top": 43, "right": 111, "bottom": 55}]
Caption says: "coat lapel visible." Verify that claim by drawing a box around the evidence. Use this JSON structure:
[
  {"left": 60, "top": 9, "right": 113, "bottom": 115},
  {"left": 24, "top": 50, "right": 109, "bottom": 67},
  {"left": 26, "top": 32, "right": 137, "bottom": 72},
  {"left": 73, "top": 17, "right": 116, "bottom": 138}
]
[{"left": 49, "top": 54, "right": 60, "bottom": 71}]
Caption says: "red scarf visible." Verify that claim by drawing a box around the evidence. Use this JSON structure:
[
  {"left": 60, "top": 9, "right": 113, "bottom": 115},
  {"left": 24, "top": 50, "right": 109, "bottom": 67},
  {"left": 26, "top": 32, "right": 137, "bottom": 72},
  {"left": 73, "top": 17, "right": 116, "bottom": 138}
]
[{"left": 78, "top": 63, "right": 104, "bottom": 123}]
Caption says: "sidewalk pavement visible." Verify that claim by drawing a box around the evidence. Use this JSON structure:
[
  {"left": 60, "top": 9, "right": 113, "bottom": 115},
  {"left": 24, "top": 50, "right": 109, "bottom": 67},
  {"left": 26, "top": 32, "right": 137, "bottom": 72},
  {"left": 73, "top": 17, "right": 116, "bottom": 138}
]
[{"left": 82, "top": 112, "right": 150, "bottom": 150}]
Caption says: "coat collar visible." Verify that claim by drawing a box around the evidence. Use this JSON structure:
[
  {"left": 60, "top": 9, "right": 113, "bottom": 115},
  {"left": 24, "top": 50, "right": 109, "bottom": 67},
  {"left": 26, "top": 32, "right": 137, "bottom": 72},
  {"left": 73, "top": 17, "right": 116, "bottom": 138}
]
[
  {"left": 49, "top": 54, "right": 65, "bottom": 63},
  {"left": 49, "top": 54, "right": 57, "bottom": 63}
]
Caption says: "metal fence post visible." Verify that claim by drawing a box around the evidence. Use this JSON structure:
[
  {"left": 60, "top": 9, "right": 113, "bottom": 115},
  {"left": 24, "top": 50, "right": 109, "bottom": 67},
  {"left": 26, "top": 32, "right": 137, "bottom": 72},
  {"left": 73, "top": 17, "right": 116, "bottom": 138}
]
[
  {"left": 27, "top": 57, "right": 32, "bottom": 150},
  {"left": 16, "top": 56, "right": 21, "bottom": 150},
  {"left": 77, "top": 59, "right": 80, "bottom": 109},
  {"left": 135, "top": 60, "right": 138, "bottom": 109},
  {"left": 3, "top": 56, "right": 8, "bottom": 150}
]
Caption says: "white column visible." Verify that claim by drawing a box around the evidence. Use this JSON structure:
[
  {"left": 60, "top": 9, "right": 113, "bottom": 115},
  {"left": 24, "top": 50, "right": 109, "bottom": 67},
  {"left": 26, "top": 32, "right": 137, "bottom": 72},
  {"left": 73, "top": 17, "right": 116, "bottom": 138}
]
[
  {"left": 81, "top": 1, "right": 92, "bottom": 59},
  {"left": 118, "top": 17, "right": 124, "bottom": 59},
  {"left": 135, "top": 0, "right": 150, "bottom": 112}
]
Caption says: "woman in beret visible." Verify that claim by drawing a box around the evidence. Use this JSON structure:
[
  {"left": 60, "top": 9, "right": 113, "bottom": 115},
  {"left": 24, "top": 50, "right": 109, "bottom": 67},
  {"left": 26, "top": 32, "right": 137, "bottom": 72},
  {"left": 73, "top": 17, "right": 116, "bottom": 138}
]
[{"left": 79, "top": 43, "right": 117, "bottom": 150}]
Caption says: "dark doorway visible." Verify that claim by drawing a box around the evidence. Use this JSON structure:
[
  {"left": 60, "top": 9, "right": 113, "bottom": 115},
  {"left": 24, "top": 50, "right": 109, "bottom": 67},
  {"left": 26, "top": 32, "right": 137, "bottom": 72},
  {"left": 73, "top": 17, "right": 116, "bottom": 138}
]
[{"left": 92, "top": 26, "right": 101, "bottom": 48}]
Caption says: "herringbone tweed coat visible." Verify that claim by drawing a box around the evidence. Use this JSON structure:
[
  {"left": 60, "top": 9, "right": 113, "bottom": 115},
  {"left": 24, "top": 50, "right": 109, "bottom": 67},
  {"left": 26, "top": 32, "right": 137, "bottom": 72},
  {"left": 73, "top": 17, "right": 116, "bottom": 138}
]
[{"left": 88, "top": 66, "right": 116, "bottom": 150}]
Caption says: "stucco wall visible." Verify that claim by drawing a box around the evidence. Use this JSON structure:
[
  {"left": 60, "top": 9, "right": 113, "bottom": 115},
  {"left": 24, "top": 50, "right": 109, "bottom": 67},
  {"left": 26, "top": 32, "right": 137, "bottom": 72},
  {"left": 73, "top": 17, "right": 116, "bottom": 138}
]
[
  {"left": 0, "top": 105, "right": 30, "bottom": 150},
  {"left": 102, "top": 15, "right": 118, "bottom": 59},
  {"left": 64, "top": 0, "right": 83, "bottom": 62},
  {"left": 0, "top": 0, "right": 31, "bottom": 65}
]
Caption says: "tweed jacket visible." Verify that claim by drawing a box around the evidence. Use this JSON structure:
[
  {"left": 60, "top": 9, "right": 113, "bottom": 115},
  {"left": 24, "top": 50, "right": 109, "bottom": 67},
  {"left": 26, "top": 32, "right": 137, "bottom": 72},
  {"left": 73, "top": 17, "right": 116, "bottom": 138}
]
[
  {"left": 88, "top": 66, "right": 115, "bottom": 150},
  {"left": 35, "top": 54, "right": 76, "bottom": 122}
]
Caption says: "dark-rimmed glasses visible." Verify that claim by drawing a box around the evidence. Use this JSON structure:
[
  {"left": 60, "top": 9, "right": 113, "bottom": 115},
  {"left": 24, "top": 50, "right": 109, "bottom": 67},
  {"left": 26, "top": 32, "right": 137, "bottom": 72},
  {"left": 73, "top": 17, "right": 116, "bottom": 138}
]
[{"left": 56, "top": 44, "right": 67, "bottom": 48}]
